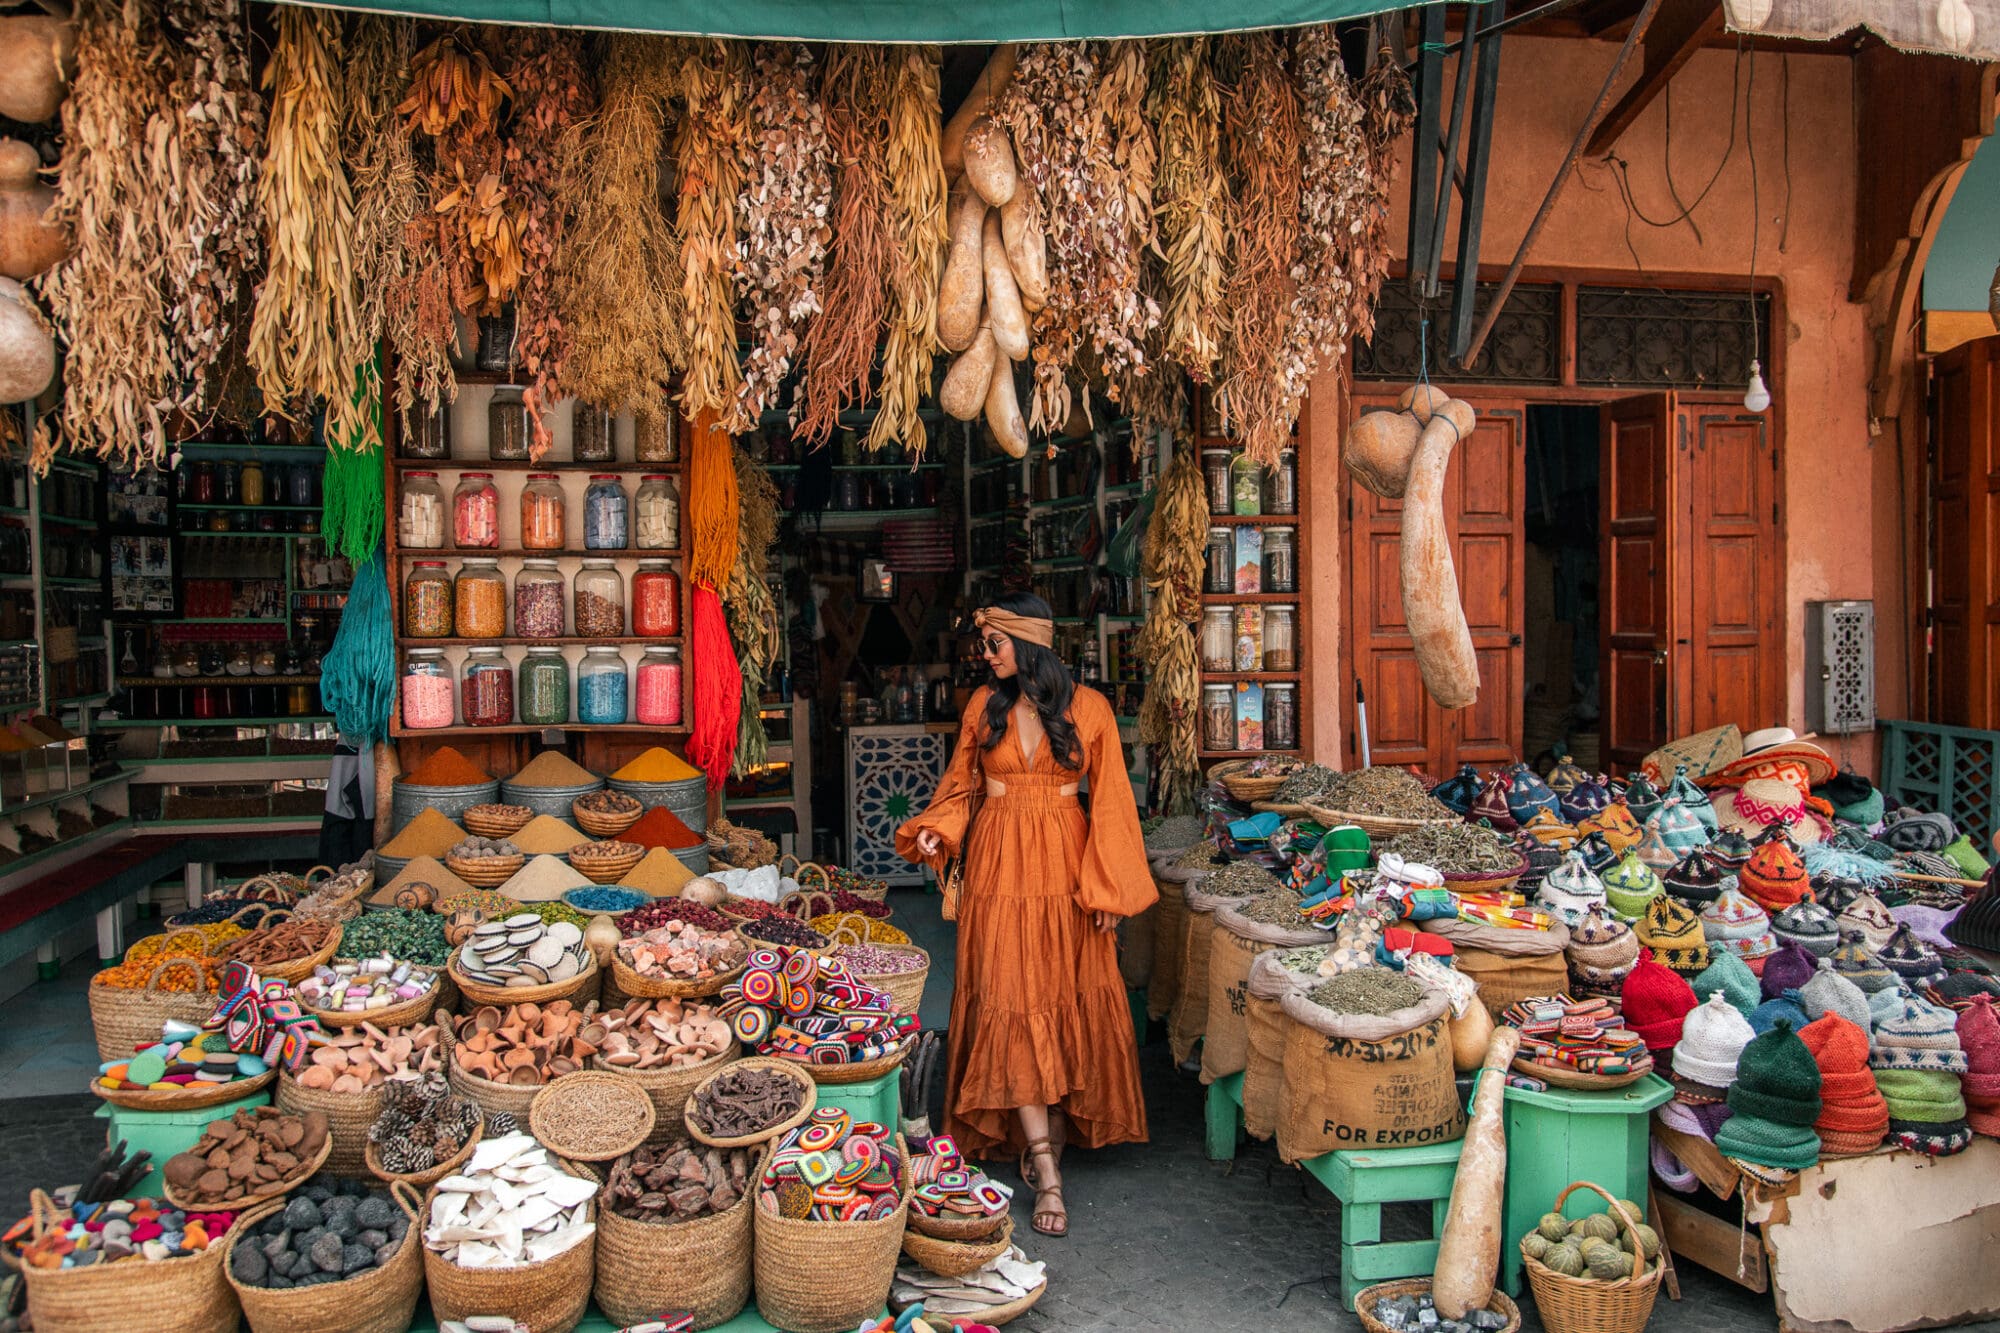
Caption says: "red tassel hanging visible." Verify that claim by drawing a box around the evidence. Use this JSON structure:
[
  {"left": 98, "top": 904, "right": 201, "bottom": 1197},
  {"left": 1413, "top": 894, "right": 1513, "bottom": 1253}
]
[{"left": 688, "top": 585, "right": 742, "bottom": 790}]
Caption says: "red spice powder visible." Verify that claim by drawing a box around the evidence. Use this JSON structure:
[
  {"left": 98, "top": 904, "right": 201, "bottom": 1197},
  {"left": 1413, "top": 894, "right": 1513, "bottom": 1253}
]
[
  {"left": 624, "top": 805, "right": 703, "bottom": 850},
  {"left": 401, "top": 745, "right": 492, "bottom": 787}
]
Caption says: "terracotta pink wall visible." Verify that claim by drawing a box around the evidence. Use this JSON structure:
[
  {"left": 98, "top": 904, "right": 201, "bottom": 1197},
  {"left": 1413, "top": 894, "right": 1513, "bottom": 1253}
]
[{"left": 1306, "top": 36, "right": 1889, "bottom": 772}]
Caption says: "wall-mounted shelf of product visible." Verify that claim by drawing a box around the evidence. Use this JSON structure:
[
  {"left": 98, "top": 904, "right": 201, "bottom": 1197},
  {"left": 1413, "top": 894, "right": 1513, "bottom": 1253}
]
[
  {"left": 393, "top": 636, "right": 681, "bottom": 649},
  {"left": 390, "top": 459, "right": 677, "bottom": 475},
  {"left": 388, "top": 721, "right": 694, "bottom": 738}
]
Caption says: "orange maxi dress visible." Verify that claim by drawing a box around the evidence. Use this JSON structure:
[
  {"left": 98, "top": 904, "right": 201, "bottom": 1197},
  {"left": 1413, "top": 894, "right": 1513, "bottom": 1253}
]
[{"left": 896, "top": 685, "right": 1156, "bottom": 1159}]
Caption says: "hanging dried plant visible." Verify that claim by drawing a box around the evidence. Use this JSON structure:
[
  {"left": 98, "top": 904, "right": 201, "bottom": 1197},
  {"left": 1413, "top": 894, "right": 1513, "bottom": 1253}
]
[
  {"left": 865, "top": 45, "right": 946, "bottom": 456},
  {"left": 797, "top": 45, "right": 896, "bottom": 447},
  {"left": 247, "top": 9, "right": 368, "bottom": 443},
  {"left": 1282, "top": 25, "right": 1366, "bottom": 412},
  {"left": 676, "top": 38, "right": 749, "bottom": 421},
  {"left": 1137, "top": 450, "right": 1207, "bottom": 813},
  {"left": 558, "top": 34, "right": 685, "bottom": 427},
  {"left": 1151, "top": 37, "right": 1227, "bottom": 384},
  {"left": 1215, "top": 32, "right": 1301, "bottom": 469},
  {"left": 37, "top": 0, "right": 176, "bottom": 470},
  {"left": 400, "top": 31, "right": 515, "bottom": 316},
  {"left": 995, "top": 42, "right": 1158, "bottom": 435},
  {"left": 726, "top": 449, "right": 781, "bottom": 773},
  {"left": 1352, "top": 47, "right": 1415, "bottom": 345},
  {"left": 502, "top": 30, "right": 594, "bottom": 459},
  {"left": 729, "top": 42, "right": 832, "bottom": 432}
]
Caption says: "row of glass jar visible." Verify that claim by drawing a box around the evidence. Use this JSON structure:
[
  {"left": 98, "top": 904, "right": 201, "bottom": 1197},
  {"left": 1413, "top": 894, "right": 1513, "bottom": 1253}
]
[
  {"left": 1201, "top": 682, "right": 1298, "bottom": 751},
  {"left": 1204, "top": 526, "right": 1296, "bottom": 595},
  {"left": 1201, "top": 447, "right": 1297, "bottom": 518},
  {"left": 178, "top": 459, "right": 322, "bottom": 508},
  {"left": 1199, "top": 604, "right": 1298, "bottom": 673},
  {"left": 402, "top": 645, "right": 684, "bottom": 728},
  {"left": 398, "top": 472, "right": 680, "bottom": 552},
  {"left": 403, "top": 558, "right": 682, "bottom": 639},
  {"left": 401, "top": 394, "right": 683, "bottom": 465}
]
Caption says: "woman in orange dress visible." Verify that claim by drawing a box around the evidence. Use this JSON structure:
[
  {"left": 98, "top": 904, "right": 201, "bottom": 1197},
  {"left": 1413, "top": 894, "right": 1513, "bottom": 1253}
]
[{"left": 898, "top": 593, "right": 1155, "bottom": 1238}]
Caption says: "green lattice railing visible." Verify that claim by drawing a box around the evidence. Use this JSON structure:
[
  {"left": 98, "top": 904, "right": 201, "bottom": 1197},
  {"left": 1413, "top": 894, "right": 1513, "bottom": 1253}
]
[{"left": 1880, "top": 719, "right": 2000, "bottom": 847}]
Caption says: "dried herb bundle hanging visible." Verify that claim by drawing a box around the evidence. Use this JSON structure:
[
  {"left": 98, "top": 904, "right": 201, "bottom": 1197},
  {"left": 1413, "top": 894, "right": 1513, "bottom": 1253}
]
[
  {"left": 1215, "top": 32, "right": 1301, "bottom": 469},
  {"left": 400, "top": 31, "right": 514, "bottom": 316},
  {"left": 1352, "top": 48, "right": 1416, "bottom": 344},
  {"left": 1137, "top": 451, "right": 1207, "bottom": 814},
  {"left": 1282, "top": 25, "right": 1367, "bottom": 414},
  {"left": 1097, "top": 39, "right": 1160, "bottom": 411},
  {"left": 676, "top": 38, "right": 749, "bottom": 421},
  {"left": 865, "top": 45, "right": 946, "bottom": 456},
  {"left": 159, "top": 0, "right": 263, "bottom": 423},
  {"left": 38, "top": 0, "right": 177, "bottom": 471},
  {"left": 504, "top": 30, "right": 594, "bottom": 458},
  {"left": 731, "top": 42, "right": 833, "bottom": 431},
  {"left": 797, "top": 45, "right": 896, "bottom": 447},
  {"left": 1151, "top": 37, "right": 1227, "bottom": 384},
  {"left": 247, "top": 8, "right": 369, "bottom": 443},
  {"left": 726, "top": 450, "right": 781, "bottom": 773},
  {"left": 557, "top": 34, "right": 685, "bottom": 424}
]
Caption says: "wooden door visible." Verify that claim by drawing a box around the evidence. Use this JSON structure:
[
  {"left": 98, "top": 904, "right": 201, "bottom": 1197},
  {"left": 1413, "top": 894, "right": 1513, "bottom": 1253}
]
[
  {"left": 1930, "top": 337, "right": 2000, "bottom": 727},
  {"left": 1343, "top": 394, "right": 1526, "bottom": 774},
  {"left": 1684, "top": 410, "right": 1785, "bottom": 734},
  {"left": 1600, "top": 393, "right": 1679, "bottom": 771}
]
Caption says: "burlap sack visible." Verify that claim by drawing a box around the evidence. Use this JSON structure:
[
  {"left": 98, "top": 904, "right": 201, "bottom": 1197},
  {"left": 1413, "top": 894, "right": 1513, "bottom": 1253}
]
[
  {"left": 1162, "top": 867, "right": 1217, "bottom": 1061},
  {"left": 1201, "top": 903, "right": 1325, "bottom": 1085},
  {"left": 1421, "top": 918, "right": 1570, "bottom": 1020},
  {"left": 1276, "top": 986, "right": 1461, "bottom": 1162},
  {"left": 1147, "top": 864, "right": 1199, "bottom": 1022},
  {"left": 1243, "top": 947, "right": 1317, "bottom": 1140},
  {"left": 1118, "top": 903, "right": 1157, "bottom": 992}
]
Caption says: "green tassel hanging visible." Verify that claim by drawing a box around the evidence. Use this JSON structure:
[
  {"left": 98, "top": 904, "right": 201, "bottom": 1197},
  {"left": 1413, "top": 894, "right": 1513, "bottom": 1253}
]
[
  {"left": 320, "top": 551, "right": 395, "bottom": 743},
  {"left": 322, "top": 358, "right": 385, "bottom": 567}
]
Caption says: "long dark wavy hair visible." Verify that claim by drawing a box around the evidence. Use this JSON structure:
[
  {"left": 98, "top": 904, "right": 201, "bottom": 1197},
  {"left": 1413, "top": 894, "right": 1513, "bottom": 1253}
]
[{"left": 977, "top": 592, "right": 1084, "bottom": 772}]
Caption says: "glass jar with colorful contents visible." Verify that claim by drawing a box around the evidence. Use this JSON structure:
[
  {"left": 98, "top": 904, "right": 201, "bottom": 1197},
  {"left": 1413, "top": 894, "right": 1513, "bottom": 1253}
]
[
  {"left": 518, "top": 646, "right": 570, "bottom": 726},
  {"left": 635, "top": 645, "right": 682, "bottom": 725},
  {"left": 632, "top": 561, "right": 681, "bottom": 638},
  {"left": 635, "top": 474, "right": 680, "bottom": 550},
  {"left": 460, "top": 647, "right": 514, "bottom": 726},
  {"left": 400, "top": 649, "right": 453, "bottom": 728},
  {"left": 513, "top": 558, "right": 565, "bottom": 639},
  {"left": 453, "top": 472, "right": 500, "bottom": 549},
  {"left": 403, "top": 561, "right": 454, "bottom": 638},
  {"left": 584, "top": 474, "right": 629, "bottom": 550},
  {"left": 577, "top": 646, "right": 628, "bottom": 723},
  {"left": 573, "top": 402, "right": 616, "bottom": 463},
  {"left": 574, "top": 560, "right": 624, "bottom": 638},
  {"left": 489, "top": 386, "right": 530, "bottom": 462},
  {"left": 521, "top": 472, "right": 566, "bottom": 550},
  {"left": 454, "top": 558, "right": 507, "bottom": 639},
  {"left": 397, "top": 472, "right": 446, "bottom": 549}
]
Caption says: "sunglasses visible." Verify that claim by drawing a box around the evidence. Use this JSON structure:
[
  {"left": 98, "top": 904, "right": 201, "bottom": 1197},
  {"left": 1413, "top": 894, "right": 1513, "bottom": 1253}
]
[{"left": 980, "top": 635, "right": 1008, "bottom": 655}]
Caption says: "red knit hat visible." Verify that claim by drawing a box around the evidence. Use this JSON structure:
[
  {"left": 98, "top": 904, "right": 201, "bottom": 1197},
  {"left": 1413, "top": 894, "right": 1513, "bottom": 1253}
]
[
  {"left": 1621, "top": 950, "right": 1698, "bottom": 1054},
  {"left": 1738, "top": 840, "right": 1811, "bottom": 915},
  {"left": 1956, "top": 994, "right": 2000, "bottom": 1136},
  {"left": 1797, "top": 1013, "right": 1888, "bottom": 1155}
]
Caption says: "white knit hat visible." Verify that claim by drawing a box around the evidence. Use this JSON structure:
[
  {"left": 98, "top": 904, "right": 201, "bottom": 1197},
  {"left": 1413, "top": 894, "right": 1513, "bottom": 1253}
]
[
  {"left": 1671, "top": 992, "right": 1757, "bottom": 1089},
  {"left": 1537, "top": 850, "right": 1607, "bottom": 927}
]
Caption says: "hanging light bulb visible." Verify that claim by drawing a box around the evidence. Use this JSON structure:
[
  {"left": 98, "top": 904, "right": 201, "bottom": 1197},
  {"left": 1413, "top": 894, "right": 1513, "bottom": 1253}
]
[{"left": 1743, "top": 359, "right": 1771, "bottom": 414}]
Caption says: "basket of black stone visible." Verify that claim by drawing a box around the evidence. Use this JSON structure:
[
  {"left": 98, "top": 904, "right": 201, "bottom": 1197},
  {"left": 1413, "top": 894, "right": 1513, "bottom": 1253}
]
[
  {"left": 225, "top": 1177, "right": 426, "bottom": 1333},
  {"left": 1354, "top": 1280, "right": 1520, "bottom": 1333},
  {"left": 594, "top": 1140, "right": 764, "bottom": 1329},
  {"left": 684, "top": 1057, "right": 817, "bottom": 1148}
]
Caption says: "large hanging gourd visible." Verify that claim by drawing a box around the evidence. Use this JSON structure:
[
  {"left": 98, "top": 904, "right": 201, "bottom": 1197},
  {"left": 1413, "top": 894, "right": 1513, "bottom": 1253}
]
[
  {"left": 0, "top": 141, "right": 65, "bottom": 280},
  {"left": 0, "top": 15, "right": 74, "bottom": 123},
  {"left": 0, "top": 277, "right": 54, "bottom": 403}
]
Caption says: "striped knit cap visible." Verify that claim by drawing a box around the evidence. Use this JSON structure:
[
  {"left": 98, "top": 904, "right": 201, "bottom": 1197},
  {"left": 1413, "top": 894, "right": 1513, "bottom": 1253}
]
[
  {"left": 1602, "top": 852, "right": 1665, "bottom": 922},
  {"left": 1706, "top": 829, "right": 1755, "bottom": 871},
  {"left": 1664, "top": 849, "right": 1729, "bottom": 906},
  {"left": 1579, "top": 803, "right": 1643, "bottom": 855},
  {"left": 1836, "top": 892, "right": 1897, "bottom": 953},
  {"left": 1875, "top": 1067, "right": 1973, "bottom": 1156},
  {"left": 1663, "top": 765, "right": 1719, "bottom": 833},
  {"left": 1877, "top": 923, "right": 1947, "bottom": 989},
  {"left": 1869, "top": 994, "right": 1970, "bottom": 1074},
  {"left": 1772, "top": 900, "right": 1839, "bottom": 957},
  {"left": 1797, "top": 1014, "right": 1888, "bottom": 1156},
  {"left": 1738, "top": 840, "right": 1811, "bottom": 915},
  {"left": 1830, "top": 930, "right": 1896, "bottom": 993},
  {"left": 1699, "top": 887, "right": 1777, "bottom": 963},
  {"left": 1636, "top": 895, "right": 1710, "bottom": 976},
  {"left": 1566, "top": 906, "right": 1639, "bottom": 996},
  {"left": 1536, "top": 851, "right": 1606, "bottom": 927}
]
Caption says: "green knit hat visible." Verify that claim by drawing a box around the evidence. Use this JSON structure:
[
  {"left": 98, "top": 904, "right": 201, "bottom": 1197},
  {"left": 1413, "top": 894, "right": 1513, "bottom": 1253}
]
[
  {"left": 1713, "top": 1112, "right": 1822, "bottom": 1172},
  {"left": 1873, "top": 1067, "right": 1969, "bottom": 1122},
  {"left": 1602, "top": 851, "right": 1665, "bottom": 922},
  {"left": 1726, "top": 1020, "right": 1824, "bottom": 1127},
  {"left": 1693, "top": 951, "right": 1761, "bottom": 1021}
]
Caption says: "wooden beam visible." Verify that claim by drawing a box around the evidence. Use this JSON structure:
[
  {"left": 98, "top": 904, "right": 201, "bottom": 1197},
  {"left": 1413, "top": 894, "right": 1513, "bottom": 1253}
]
[{"left": 1585, "top": 0, "right": 1725, "bottom": 156}]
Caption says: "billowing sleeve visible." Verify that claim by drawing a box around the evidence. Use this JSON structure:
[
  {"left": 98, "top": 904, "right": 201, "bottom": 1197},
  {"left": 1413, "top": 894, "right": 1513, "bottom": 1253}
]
[
  {"left": 896, "top": 688, "right": 987, "bottom": 869},
  {"left": 1076, "top": 689, "right": 1158, "bottom": 917}
]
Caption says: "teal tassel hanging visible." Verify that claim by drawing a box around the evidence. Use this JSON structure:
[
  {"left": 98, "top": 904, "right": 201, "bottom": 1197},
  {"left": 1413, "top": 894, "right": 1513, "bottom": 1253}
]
[
  {"left": 320, "top": 551, "right": 395, "bottom": 743},
  {"left": 322, "top": 359, "right": 385, "bottom": 567}
]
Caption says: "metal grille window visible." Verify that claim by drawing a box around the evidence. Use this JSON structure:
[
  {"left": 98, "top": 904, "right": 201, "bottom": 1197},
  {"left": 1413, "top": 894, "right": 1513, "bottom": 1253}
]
[
  {"left": 1575, "top": 287, "right": 1771, "bottom": 390},
  {"left": 1354, "top": 282, "right": 1562, "bottom": 385}
]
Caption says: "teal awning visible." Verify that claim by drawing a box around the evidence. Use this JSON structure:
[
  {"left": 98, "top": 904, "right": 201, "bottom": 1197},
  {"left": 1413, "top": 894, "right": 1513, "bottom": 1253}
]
[{"left": 272, "top": 0, "right": 1406, "bottom": 43}]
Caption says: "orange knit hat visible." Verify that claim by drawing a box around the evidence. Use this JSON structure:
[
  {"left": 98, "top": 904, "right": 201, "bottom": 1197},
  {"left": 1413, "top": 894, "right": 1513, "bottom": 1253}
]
[{"left": 1798, "top": 1013, "right": 1888, "bottom": 1155}]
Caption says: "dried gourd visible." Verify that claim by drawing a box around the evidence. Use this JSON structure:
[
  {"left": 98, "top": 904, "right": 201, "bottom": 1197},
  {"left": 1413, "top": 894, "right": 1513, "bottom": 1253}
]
[
  {"left": 0, "top": 276, "right": 53, "bottom": 403},
  {"left": 1402, "top": 402, "right": 1481, "bottom": 709},
  {"left": 940, "top": 325, "right": 997, "bottom": 421},
  {"left": 962, "top": 115, "right": 1019, "bottom": 206},
  {"left": 938, "top": 177, "right": 987, "bottom": 353},
  {"left": 999, "top": 191, "right": 1047, "bottom": 311},
  {"left": 981, "top": 212, "right": 1028, "bottom": 361},
  {"left": 0, "top": 16, "right": 74, "bottom": 124},
  {"left": 985, "top": 360, "right": 1029, "bottom": 458},
  {"left": 940, "top": 44, "right": 1017, "bottom": 176},
  {"left": 0, "top": 140, "right": 64, "bottom": 280}
]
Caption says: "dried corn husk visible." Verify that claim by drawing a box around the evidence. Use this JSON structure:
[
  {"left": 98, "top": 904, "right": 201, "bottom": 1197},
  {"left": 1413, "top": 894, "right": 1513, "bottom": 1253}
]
[
  {"left": 730, "top": 41, "right": 833, "bottom": 432},
  {"left": 726, "top": 450, "right": 781, "bottom": 774},
  {"left": 1151, "top": 37, "right": 1227, "bottom": 384},
  {"left": 676, "top": 38, "right": 749, "bottom": 421},
  {"left": 401, "top": 31, "right": 514, "bottom": 318},
  {"left": 865, "top": 45, "right": 946, "bottom": 456},
  {"left": 558, "top": 34, "right": 685, "bottom": 423}
]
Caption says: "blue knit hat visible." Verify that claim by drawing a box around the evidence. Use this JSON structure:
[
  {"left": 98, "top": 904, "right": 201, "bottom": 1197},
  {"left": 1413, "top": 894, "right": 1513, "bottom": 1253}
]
[{"left": 1693, "top": 951, "right": 1761, "bottom": 1021}]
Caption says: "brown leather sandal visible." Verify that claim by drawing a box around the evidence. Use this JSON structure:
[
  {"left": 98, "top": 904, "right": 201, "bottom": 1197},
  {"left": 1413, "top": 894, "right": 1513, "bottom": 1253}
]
[{"left": 1022, "top": 1138, "right": 1068, "bottom": 1237}]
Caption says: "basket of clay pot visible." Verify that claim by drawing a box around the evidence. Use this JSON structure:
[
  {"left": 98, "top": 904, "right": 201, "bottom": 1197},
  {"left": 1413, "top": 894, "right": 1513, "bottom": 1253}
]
[
  {"left": 443, "top": 1000, "right": 606, "bottom": 1120},
  {"left": 225, "top": 1181, "right": 427, "bottom": 1333}
]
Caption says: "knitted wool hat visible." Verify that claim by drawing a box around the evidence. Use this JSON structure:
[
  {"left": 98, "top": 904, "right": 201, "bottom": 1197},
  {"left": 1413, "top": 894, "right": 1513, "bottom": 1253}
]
[
  {"left": 1874, "top": 1067, "right": 1973, "bottom": 1156},
  {"left": 1809, "top": 875, "right": 1866, "bottom": 916},
  {"left": 1602, "top": 852, "right": 1665, "bottom": 922},
  {"left": 1623, "top": 953, "right": 1698, "bottom": 1053},
  {"left": 1955, "top": 995, "right": 2000, "bottom": 1136},
  {"left": 1727, "top": 1020, "right": 1823, "bottom": 1126},
  {"left": 1505, "top": 764, "right": 1561, "bottom": 826},
  {"left": 1759, "top": 943, "right": 1819, "bottom": 1001},
  {"left": 1518, "top": 808, "right": 1579, "bottom": 851},
  {"left": 1713, "top": 1112, "right": 1822, "bottom": 1174},
  {"left": 1651, "top": 797, "right": 1713, "bottom": 854},
  {"left": 1622, "top": 773, "right": 1664, "bottom": 824},
  {"left": 1751, "top": 995, "right": 1811, "bottom": 1034},
  {"left": 1751, "top": 823, "right": 1800, "bottom": 851},
  {"left": 1816, "top": 770, "right": 1884, "bottom": 826},
  {"left": 1537, "top": 852, "right": 1607, "bottom": 926},
  {"left": 1559, "top": 773, "right": 1612, "bottom": 824},
  {"left": 1664, "top": 849, "right": 1729, "bottom": 906},
  {"left": 1800, "top": 960, "right": 1874, "bottom": 1033},
  {"left": 1470, "top": 773, "right": 1518, "bottom": 831},
  {"left": 1882, "top": 809, "right": 1955, "bottom": 853},
  {"left": 1566, "top": 905, "right": 1639, "bottom": 971},
  {"left": 1633, "top": 821, "right": 1681, "bottom": 876},
  {"left": 1933, "top": 970, "right": 2000, "bottom": 1009},
  {"left": 1869, "top": 994, "right": 1970, "bottom": 1073},
  {"left": 1693, "top": 951, "right": 1762, "bottom": 1022},
  {"left": 1941, "top": 833, "right": 1992, "bottom": 880},
  {"left": 1545, "top": 755, "right": 1590, "bottom": 798},
  {"left": 1432, "top": 763, "right": 1483, "bottom": 815},
  {"left": 1706, "top": 829, "right": 1755, "bottom": 871},
  {"left": 1664, "top": 764, "right": 1719, "bottom": 829},
  {"left": 1772, "top": 900, "right": 1840, "bottom": 958},
  {"left": 1673, "top": 991, "right": 1758, "bottom": 1091},
  {"left": 1580, "top": 803, "right": 1643, "bottom": 855},
  {"left": 1572, "top": 830, "right": 1622, "bottom": 875},
  {"left": 1830, "top": 930, "right": 1896, "bottom": 993},
  {"left": 1637, "top": 895, "right": 1711, "bottom": 976},
  {"left": 1877, "top": 923, "right": 1947, "bottom": 989},
  {"left": 1700, "top": 888, "right": 1777, "bottom": 963},
  {"left": 1797, "top": 1014, "right": 1889, "bottom": 1156},
  {"left": 1837, "top": 893, "right": 1897, "bottom": 953},
  {"left": 1738, "top": 840, "right": 1812, "bottom": 915},
  {"left": 1516, "top": 839, "right": 1565, "bottom": 892}
]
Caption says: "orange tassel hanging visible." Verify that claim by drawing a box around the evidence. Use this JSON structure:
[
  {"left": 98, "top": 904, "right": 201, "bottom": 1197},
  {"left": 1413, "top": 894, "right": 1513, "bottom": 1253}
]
[
  {"left": 688, "top": 411, "right": 740, "bottom": 590},
  {"left": 688, "top": 587, "right": 742, "bottom": 790}
]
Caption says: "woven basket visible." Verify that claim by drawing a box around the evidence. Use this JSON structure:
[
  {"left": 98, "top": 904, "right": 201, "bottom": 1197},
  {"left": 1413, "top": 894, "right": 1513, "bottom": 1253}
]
[
  {"left": 793, "top": 1044, "right": 910, "bottom": 1086},
  {"left": 88, "top": 955, "right": 221, "bottom": 1063},
  {"left": 447, "top": 1047, "right": 559, "bottom": 1120},
  {"left": 906, "top": 1207, "right": 1011, "bottom": 1241},
  {"left": 608, "top": 950, "right": 746, "bottom": 1001},
  {"left": 275, "top": 1070, "right": 389, "bottom": 1176},
  {"left": 1440, "top": 854, "right": 1529, "bottom": 896},
  {"left": 683, "top": 1056, "right": 817, "bottom": 1148},
  {"left": 1209, "top": 758, "right": 1293, "bottom": 803},
  {"left": 305, "top": 967, "right": 452, "bottom": 1030},
  {"left": 1519, "top": 1182, "right": 1663, "bottom": 1333},
  {"left": 227, "top": 1181, "right": 425, "bottom": 1333},
  {"left": 529, "top": 1070, "right": 657, "bottom": 1161},
  {"left": 899, "top": 1276, "right": 1045, "bottom": 1328},
  {"left": 447, "top": 954, "right": 600, "bottom": 1011},
  {"left": 22, "top": 1192, "right": 278, "bottom": 1333},
  {"left": 1513, "top": 1055, "right": 1655, "bottom": 1091},
  {"left": 844, "top": 944, "right": 930, "bottom": 1017},
  {"left": 1355, "top": 1280, "right": 1520, "bottom": 1333},
  {"left": 445, "top": 853, "right": 524, "bottom": 888},
  {"left": 463, "top": 803, "right": 535, "bottom": 838},
  {"left": 569, "top": 842, "right": 645, "bottom": 885},
  {"left": 900, "top": 1215, "right": 1012, "bottom": 1278},
  {"left": 593, "top": 1143, "right": 765, "bottom": 1329},
  {"left": 753, "top": 1133, "right": 910, "bottom": 1333},
  {"left": 591, "top": 1043, "right": 738, "bottom": 1147},
  {"left": 1303, "top": 802, "right": 1458, "bottom": 839},
  {"left": 364, "top": 1119, "right": 482, "bottom": 1190},
  {"left": 230, "top": 917, "right": 344, "bottom": 986},
  {"left": 423, "top": 1162, "right": 596, "bottom": 1333},
  {"left": 93, "top": 1068, "right": 276, "bottom": 1113},
  {"left": 162, "top": 1108, "right": 334, "bottom": 1212},
  {"left": 573, "top": 796, "right": 643, "bottom": 838}
]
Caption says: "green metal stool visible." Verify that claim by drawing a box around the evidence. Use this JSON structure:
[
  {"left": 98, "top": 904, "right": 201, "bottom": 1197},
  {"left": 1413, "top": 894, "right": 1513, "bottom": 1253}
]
[{"left": 811, "top": 1066, "right": 900, "bottom": 1130}]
